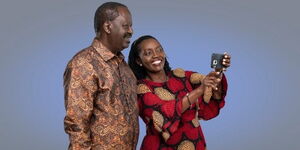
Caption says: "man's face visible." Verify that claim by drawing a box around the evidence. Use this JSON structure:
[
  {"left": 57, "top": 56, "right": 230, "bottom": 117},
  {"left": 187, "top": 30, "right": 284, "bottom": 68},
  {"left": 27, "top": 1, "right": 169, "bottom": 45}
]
[{"left": 109, "top": 7, "right": 133, "bottom": 52}]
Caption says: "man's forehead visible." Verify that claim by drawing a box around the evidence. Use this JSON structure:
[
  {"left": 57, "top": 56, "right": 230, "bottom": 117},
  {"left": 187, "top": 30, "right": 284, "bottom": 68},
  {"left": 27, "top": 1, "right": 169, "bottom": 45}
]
[
  {"left": 115, "top": 7, "right": 132, "bottom": 21},
  {"left": 117, "top": 6, "right": 130, "bottom": 15}
]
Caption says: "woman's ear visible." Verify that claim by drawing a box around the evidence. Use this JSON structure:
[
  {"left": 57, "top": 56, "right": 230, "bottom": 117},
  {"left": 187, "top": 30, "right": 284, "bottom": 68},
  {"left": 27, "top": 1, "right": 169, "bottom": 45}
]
[{"left": 136, "top": 59, "right": 142, "bottom": 67}]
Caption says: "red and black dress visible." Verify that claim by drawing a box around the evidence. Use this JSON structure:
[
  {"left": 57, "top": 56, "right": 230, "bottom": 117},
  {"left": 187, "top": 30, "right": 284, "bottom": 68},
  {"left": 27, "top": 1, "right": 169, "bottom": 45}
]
[{"left": 137, "top": 68, "right": 228, "bottom": 150}]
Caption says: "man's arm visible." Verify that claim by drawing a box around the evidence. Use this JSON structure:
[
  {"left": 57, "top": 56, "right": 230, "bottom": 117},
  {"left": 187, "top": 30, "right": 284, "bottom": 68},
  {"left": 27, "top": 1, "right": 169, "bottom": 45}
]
[{"left": 63, "top": 61, "right": 97, "bottom": 150}]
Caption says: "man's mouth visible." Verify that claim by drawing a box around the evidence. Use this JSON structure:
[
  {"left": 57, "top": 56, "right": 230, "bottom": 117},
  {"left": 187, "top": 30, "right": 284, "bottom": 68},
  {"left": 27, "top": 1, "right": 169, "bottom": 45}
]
[
  {"left": 125, "top": 36, "right": 131, "bottom": 43},
  {"left": 124, "top": 34, "right": 132, "bottom": 40}
]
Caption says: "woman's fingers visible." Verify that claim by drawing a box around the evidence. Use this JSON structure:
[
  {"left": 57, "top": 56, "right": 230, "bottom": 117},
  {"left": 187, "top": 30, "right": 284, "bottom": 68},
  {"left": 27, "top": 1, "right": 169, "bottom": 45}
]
[
  {"left": 203, "top": 76, "right": 221, "bottom": 90},
  {"left": 222, "top": 53, "right": 231, "bottom": 68},
  {"left": 205, "top": 82, "right": 218, "bottom": 90},
  {"left": 207, "top": 71, "right": 220, "bottom": 77}
]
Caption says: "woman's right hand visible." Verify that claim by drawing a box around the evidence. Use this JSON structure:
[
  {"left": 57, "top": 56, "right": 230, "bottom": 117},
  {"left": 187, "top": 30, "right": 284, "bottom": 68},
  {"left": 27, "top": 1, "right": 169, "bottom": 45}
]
[
  {"left": 183, "top": 71, "right": 222, "bottom": 109},
  {"left": 201, "top": 71, "right": 222, "bottom": 91}
]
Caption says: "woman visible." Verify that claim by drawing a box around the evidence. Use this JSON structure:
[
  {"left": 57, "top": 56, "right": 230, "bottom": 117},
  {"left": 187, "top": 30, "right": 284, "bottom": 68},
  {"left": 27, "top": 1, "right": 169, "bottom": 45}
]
[{"left": 128, "top": 35, "right": 231, "bottom": 150}]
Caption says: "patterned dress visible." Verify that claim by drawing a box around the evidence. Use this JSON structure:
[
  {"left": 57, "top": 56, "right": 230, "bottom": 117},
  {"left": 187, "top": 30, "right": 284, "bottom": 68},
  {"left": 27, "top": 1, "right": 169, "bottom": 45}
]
[{"left": 137, "top": 68, "right": 228, "bottom": 150}]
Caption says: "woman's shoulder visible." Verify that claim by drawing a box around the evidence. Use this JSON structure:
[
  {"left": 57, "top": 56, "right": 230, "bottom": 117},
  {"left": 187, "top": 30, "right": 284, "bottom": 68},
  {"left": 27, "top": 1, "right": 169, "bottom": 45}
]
[
  {"left": 170, "top": 68, "right": 197, "bottom": 78},
  {"left": 171, "top": 68, "right": 186, "bottom": 78},
  {"left": 137, "top": 82, "right": 152, "bottom": 94},
  {"left": 171, "top": 68, "right": 206, "bottom": 84}
]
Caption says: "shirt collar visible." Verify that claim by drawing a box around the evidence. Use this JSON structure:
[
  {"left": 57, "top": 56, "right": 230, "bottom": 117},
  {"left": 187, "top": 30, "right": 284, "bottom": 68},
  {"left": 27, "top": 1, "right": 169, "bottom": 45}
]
[{"left": 92, "top": 38, "right": 124, "bottom": 62}]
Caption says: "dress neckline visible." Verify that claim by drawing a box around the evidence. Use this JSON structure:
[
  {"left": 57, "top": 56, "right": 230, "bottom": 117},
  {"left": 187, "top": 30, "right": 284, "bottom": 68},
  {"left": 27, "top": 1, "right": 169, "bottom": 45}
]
[{"left": 141, "top": 72, "right": 171, "bottom": 86}]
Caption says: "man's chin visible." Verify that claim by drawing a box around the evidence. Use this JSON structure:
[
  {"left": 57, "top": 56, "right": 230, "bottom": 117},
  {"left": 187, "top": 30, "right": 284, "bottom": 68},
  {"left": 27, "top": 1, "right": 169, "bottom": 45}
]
[{"left": 123, "top": 43, "right": 130, "bottom": 49}]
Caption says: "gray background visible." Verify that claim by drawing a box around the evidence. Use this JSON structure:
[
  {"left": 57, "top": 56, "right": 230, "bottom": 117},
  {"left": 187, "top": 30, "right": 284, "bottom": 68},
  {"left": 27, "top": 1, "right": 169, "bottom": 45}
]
[{"left": 1, "top": 0, "right": 299, "bottom": 149}]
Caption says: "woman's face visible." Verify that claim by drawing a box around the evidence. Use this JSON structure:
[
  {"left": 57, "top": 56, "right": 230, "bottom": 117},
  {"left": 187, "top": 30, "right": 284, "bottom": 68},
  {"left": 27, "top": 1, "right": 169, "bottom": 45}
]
[{"left": 138, "top": 38, "right": 166, "bottom": 74}]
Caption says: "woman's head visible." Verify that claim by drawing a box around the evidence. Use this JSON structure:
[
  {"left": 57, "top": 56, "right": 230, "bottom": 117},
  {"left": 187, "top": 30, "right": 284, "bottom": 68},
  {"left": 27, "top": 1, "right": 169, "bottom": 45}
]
[{"left": 128, "top": 35, "right": 171, "bottom": 80}]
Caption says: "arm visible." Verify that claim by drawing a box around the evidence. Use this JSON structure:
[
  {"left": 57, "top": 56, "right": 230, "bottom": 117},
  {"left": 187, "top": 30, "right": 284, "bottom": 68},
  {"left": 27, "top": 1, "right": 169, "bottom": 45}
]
[
  {"left": 198, "top": 74, "right": 227, "bottom": 120},
  {"left": 185, "top": 71, "right": 228, "bottom": 120},
  {"left": 181, "top": 86, "right": 204, "bottom": 113},
  {"left": 63, "top": 62, "right": 97, "bottom": 150},
  {"left": 198, "top": 52, "right": 230, "bottom": 120}
]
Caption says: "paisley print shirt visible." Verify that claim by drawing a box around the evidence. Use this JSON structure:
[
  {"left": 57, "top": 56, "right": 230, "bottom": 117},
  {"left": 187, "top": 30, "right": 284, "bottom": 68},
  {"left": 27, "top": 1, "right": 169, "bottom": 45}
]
[{"left": 63, "top": 38, "right": 139, "bottom": 150}]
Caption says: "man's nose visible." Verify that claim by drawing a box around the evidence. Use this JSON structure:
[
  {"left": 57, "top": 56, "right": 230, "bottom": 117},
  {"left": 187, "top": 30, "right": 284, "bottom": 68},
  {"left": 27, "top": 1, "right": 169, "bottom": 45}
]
[{"left": 128, "top": 26, "right": 133, "bottom": 34}]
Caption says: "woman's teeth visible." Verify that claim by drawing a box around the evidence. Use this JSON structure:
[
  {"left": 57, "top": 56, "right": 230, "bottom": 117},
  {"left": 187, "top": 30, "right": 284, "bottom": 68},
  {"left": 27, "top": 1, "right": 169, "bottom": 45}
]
[{"left": 152, "top": 60, "right": 161, "bottom": 65}]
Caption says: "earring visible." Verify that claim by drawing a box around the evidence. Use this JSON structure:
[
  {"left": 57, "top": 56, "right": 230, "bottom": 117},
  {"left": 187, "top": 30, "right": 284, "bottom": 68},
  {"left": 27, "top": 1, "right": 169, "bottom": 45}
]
[{"left": 139, "top": 64, "right": 143, "bottom": 66}]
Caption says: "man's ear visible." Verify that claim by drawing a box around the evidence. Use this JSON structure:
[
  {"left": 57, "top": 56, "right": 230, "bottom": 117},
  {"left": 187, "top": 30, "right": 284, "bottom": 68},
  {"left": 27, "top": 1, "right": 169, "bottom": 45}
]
[{"left": 103, "top": 21, "right": 111, "bottom": 34}]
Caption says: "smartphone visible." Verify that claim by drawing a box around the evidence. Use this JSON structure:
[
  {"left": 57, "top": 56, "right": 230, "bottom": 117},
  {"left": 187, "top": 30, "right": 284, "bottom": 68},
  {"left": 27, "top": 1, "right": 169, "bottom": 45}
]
[{"left": 211, "top": 53, "right": 225, "bottom": 70}]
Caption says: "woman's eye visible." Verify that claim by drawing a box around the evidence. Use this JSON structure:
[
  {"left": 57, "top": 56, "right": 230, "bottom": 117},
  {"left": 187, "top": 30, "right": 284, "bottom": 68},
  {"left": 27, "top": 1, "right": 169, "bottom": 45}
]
[{"left": 145, "top": 51, "right": 151, "bottom": 56}]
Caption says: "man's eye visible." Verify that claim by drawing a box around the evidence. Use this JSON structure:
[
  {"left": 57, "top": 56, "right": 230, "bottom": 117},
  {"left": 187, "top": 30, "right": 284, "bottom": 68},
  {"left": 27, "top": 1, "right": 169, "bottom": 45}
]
[{"left": 123, "top": 25, "right": 129, "bottom": 29}]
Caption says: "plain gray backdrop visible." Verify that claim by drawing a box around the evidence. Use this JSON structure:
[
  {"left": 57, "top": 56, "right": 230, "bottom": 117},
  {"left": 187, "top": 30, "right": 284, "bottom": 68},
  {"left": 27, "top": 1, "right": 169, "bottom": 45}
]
[{"left": 1, "top": 0, "right": 299, "bottom": 149}]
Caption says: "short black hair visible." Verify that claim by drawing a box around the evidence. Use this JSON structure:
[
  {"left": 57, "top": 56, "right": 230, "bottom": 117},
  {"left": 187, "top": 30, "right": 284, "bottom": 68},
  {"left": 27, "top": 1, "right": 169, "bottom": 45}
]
[
  {"left": 128, "top": 35, "right": 171, "bottom": 80},
  {"left": 94, "top": 2, "right": 127, "bottom": 33}
]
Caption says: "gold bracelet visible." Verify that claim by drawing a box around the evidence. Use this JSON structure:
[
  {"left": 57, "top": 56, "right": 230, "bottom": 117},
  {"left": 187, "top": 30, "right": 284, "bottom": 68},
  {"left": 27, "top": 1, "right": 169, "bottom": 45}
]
[{"left": 186, "top": 93, "right": 191, "bottom": 106}]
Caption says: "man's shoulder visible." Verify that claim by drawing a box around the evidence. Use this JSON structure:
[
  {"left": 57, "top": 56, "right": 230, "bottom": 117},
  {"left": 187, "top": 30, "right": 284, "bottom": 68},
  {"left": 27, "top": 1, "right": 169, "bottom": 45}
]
[{"left": 67, "top": 46, "right": 96, "bottom": 67}]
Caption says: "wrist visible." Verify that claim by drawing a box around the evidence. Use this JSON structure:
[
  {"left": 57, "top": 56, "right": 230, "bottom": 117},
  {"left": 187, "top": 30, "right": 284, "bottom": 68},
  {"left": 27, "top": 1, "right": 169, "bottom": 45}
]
[
  {"left": 196, "top": 85, "right": 204, "bottom": 96},
  {"left": 186, "top": 93, "right": 192, "bottom": 105}
]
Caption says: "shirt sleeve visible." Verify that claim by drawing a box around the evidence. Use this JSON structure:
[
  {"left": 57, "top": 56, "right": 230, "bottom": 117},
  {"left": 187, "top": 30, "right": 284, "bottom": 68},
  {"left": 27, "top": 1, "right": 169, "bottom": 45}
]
[
  {"left": 137, "top": 84, "right": 183, "bottom": 142},
  {"left": 63, "top": 60, "right": 97, "bottom": 150}
]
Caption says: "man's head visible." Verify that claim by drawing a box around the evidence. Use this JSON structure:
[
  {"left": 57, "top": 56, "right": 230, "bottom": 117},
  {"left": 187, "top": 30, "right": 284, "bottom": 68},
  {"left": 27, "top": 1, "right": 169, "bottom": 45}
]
[{"left": 94, "top": 2, "right": 133, "bottom": 53}]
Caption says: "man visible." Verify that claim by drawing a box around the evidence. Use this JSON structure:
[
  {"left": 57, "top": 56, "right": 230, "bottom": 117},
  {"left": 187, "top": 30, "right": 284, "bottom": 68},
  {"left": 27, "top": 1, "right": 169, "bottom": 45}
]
[{"left": 63, "top": 2, "right": 139, "bottom": 150}]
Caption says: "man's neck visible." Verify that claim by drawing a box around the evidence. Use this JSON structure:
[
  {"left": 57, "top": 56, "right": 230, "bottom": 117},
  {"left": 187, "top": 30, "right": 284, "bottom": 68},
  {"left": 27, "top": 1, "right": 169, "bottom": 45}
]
[{"left": 96, "top": 36, "right": 118, "bottom": 54}]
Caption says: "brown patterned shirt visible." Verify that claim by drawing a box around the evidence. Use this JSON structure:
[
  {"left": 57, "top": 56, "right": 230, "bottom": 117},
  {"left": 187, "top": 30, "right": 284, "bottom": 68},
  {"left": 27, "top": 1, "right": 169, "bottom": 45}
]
[{"left": 63, "top": 38, "right": 139, "bottom": 150}]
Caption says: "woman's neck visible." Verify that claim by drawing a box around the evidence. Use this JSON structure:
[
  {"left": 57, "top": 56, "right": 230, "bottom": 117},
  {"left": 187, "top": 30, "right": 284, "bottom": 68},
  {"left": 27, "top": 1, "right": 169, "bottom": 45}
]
[{"left": 146, "top": 70, "right": 168, "bottom": 83}]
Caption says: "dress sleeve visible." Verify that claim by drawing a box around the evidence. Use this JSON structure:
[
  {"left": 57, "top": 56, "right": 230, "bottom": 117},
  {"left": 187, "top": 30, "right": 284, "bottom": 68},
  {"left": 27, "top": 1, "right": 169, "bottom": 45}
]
[
  {"left": 137, "top": 84, "right": 183, "bottom": 142},
  {"left": 63, "top": 60, "right": 97, "bottom": 150},
  {"left": 186, "top": 71, "right": 228, "bottom": 120},
  {"left": 198, "top": 74, "right": 228, "bottom": 120}
]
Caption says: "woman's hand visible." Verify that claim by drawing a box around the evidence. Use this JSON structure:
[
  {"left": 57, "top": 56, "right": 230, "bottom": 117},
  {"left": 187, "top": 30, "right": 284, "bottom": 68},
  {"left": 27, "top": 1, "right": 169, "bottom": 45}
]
[
  {"left": 182, "top": 71, "right": 222, "bottom": 110},
  {"left": 202, "top": 71, "right": 222, "bottom": 91},
  {"left": 220, "top": 52, "right": 231, "bottom": 72},
  {"left": 214, "top": 52, "right": 231, "bottom": 72}
]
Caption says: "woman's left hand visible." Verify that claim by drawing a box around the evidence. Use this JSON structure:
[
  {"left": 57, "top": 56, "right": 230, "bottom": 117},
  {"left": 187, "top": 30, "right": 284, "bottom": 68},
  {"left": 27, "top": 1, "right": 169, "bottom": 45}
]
[{"left": 220, "top": 52, "right": 231, "bottom": 72}]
